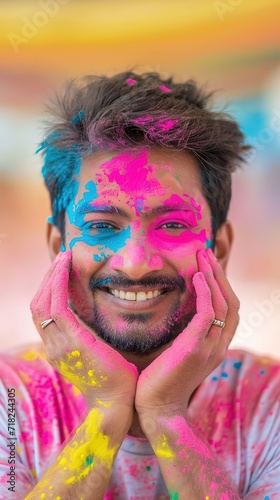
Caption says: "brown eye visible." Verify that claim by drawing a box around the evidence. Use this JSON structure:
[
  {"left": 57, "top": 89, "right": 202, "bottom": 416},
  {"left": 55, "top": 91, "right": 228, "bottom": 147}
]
[{"left": 160, "top": 222, "right": 185, "bottom": 229}]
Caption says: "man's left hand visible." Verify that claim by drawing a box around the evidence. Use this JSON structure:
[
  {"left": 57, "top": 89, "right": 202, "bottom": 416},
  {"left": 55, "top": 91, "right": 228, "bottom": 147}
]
[{"left": 135, "top": 248, "right": 240, "bottom": 429}]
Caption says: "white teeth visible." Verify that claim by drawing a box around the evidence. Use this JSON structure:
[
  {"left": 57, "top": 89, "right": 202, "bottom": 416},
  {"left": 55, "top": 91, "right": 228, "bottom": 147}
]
[
  {"left": 110, "top": 289, "right": 164, "bottom": 301},
  {"left": 136, "top": 292, "right": 147, "bottom": 301}
]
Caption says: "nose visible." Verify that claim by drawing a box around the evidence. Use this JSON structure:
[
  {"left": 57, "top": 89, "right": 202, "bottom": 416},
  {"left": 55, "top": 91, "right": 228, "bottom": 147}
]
[{"left": 110, "top": 239, "right": 164, "bottom": 280}]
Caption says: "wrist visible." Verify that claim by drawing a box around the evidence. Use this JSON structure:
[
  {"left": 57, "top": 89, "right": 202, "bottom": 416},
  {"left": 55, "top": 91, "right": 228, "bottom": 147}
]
[
  {"left": 86, "top": 404, "right": 134, "bottom": 444},
  {"left": 138, "top": 406, "right": 186, "bottom": 440}
]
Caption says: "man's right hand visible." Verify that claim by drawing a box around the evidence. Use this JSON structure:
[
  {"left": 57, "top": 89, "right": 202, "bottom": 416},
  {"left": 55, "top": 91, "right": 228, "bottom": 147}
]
[
  {"left": 24, "top": 250, "right": 138, "bottom": 499},
  {"left": 30, "top": 250, "right": 138, "bottom": 414}
]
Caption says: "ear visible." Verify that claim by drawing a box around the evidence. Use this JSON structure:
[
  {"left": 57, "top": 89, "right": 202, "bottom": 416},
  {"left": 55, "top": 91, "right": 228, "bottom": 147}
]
[
  {"left": 213, "top": 220, "right": 233, "bottom": 272},
  {"left": 47, "top": 223, "right": 62, "bottom": 261}
]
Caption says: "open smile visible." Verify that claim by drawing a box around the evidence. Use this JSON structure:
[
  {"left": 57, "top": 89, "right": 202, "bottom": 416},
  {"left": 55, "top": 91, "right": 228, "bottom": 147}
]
[
  {"left": 97, "top": 286, "right": 174, "bottom": 310},
  {"left": 108, "top": 288, "right": 166, "bottom": 301}
]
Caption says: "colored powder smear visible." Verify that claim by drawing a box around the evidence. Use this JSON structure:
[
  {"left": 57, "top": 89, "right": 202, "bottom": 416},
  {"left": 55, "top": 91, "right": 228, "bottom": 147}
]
[
  {"left": 57, "top": 350, "right": 102, "bottom": 389},
  {"left": 160, "top": 85, "right": 171, "bottom": 92},
  {"left": 70, "top": 110, "right": 85, "bottom": 124},
  {"left": 56, "top": 408, "right": 116, "bottom": 486},
  {"left": 155, "top": 435, "right": 174, "bottom": 459},
  {"left": 168, "top": 489, "right": 179, "bottom": 499},
  {"left": 37, "top": 131, "right": 83, "bottom": 222},
  {"left": 233, "top": 361, "right": 242, "bottom": 370},
  {"left": 67, "top": 178, "right": 131, "bottom": 258}
]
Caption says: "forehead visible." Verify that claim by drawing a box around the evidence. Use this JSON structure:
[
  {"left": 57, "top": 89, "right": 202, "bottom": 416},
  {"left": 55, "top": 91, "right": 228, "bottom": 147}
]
[{"left": 75, "top": 148, "right": 205, "bottom": 207}]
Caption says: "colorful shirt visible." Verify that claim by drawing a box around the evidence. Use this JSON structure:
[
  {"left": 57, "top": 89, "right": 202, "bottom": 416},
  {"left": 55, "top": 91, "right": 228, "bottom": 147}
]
[{"left": 0, "top": 343, "right": 279, "bottom": 499}]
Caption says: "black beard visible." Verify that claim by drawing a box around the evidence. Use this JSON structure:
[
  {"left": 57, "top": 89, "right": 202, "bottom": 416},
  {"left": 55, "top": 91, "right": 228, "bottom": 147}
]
[
  {"left": 75, "top": 293, "right": 196, "bottom": 355},
  {"left": 70, "top": 272, "right": 195, "bottom": 355}
]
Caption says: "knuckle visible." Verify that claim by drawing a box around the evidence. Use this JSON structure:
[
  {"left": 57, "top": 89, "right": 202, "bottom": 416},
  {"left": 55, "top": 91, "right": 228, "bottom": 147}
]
[
  {"left": 205, "top": 308, "right": 215, "bottom": 324},
  {"left": 51, "top": 312, "right": 60, "bottom": 323}
]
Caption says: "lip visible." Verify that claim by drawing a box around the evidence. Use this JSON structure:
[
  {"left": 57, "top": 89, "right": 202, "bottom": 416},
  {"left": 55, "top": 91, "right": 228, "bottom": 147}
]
[{"left": 96, "top": 287, "right": 175, "bottom": 311}]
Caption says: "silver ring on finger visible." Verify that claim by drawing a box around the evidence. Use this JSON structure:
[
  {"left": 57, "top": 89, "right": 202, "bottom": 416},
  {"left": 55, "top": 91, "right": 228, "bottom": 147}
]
[
  {"left": 212, "top": 318, "right": 226, "bottom": 329},
  {"left": 40, "top": 318, "right": 55, "bottom": 329}
]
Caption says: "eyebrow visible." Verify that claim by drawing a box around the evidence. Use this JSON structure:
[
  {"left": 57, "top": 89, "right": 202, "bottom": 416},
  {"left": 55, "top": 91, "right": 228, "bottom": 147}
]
[{"left": 76, "top": 203, "right": 198, "bottom": 219}]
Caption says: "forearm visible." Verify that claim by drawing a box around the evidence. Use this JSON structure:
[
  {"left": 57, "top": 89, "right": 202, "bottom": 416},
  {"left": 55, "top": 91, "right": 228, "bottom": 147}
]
[
  {"left": 142, "top": 413, "right": 241, "bottom": 500},
  {"left": 23, "top": 406, "right": 132, "bottom": 500}
]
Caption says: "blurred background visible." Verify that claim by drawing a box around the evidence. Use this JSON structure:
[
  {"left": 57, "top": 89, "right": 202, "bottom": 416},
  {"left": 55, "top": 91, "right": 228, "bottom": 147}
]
[{"left": 0, "top": 0, "right": 279, "bottom": 356}]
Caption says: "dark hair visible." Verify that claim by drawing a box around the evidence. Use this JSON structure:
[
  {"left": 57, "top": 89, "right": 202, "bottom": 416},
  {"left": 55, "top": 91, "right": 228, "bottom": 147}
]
[{"left": 38, "top": 71, "right": 251, "bottom": 243}]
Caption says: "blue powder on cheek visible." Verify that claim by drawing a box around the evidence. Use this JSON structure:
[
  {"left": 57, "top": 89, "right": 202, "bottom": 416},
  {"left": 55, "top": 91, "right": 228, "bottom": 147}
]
[
  {"left": 90, "top": 225, "right": 131, "bottom": 260},
  {"left": 93, "top": 254, "right": 102, "bottom": 262},
  {"left": 66, "top": 180, "right": 99, "bottom": 250},
  {"left": 206, "top": 238, "right": 212, "bottom": 249}
]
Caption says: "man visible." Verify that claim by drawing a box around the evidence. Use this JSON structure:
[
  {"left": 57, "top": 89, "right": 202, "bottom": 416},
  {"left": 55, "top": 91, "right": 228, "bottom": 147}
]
[{"left": 0, "top": 72, "right": 279, "bottom": 499}]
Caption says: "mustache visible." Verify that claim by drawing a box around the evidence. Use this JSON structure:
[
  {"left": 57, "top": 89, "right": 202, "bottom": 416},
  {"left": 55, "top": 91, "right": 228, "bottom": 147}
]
[{"left": 89, "top": 273, "right": 186, "bottom": 293}]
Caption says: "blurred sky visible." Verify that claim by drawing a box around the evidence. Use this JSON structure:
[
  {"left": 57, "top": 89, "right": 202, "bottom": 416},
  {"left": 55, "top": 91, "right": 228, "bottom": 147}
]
[{"left": 0, "top": 0, "right": 280, "bottom": 356}]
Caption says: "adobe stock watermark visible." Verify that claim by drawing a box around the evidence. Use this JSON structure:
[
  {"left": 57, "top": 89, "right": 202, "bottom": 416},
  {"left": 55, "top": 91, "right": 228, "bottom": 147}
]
[
  {"left": 236, "top": 288, "right": 280, "bottom": 340},
  {"left": 213, "top": 0, "right": 243, "bottom": 21},
  {"left": 7, "top": 0, "right": 71, "bottom": 54},
  {"left": 247, "top": 107, "right": 280, "bottom": 164}
]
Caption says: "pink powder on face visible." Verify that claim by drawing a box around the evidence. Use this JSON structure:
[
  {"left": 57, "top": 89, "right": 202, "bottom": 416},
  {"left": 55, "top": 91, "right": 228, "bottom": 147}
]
[
  {"left": 110, "top": 255, "right": 124, "bottom": 269},
  {"left": 163, "top": 194, "right": 201, "bottom": 215},
  {"left": 98, "top": 150, "right": 166, "bottom": 198},
  {"left": 126, "top": 240, "right": 147, "bottom": 265},
  {"left": 126, "top": 78, "right": 136, "bottom": 85},
  {"left": 160, "top": 85, "right": 171, "bottom": 92},
  {"left": 148, "top": 254, "right": 163, "bottom": 269},
  {"left": 132, "top": 220, "right": 141, "bottom": 231},
  {"left": 147, "top": 226, "right": 207, "bottom": 252}
]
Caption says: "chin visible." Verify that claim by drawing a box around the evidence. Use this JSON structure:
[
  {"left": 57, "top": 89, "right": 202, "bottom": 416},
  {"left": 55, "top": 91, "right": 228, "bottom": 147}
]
[{"left": 82, "top": 305, "right": 195, "bottom": 355}]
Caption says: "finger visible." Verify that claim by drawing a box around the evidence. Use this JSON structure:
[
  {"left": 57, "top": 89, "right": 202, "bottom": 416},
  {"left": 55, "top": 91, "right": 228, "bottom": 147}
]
[
  {"left": 50, "top": 260, "right": 97, "bottom": 351},
  {"left": 30, "top": 251, "right": 71, "bottom": 323},
  {"left": 145, "top": 272, "right": 214, "bottom": 375},
  {"left": 169, "top": 272, "right": 215, "bottom": 357},
  {"left": 31, "top": 252, "right": 72, "bottom": 348},
  {"left": 197, "top": 250, "right": 228, "bottom": 335},
  {"left": 206, "top": 249, "right": 240, "bottom": 346},
  {"left": 31, "top": 251, "right": 68, "bottom": 309}
]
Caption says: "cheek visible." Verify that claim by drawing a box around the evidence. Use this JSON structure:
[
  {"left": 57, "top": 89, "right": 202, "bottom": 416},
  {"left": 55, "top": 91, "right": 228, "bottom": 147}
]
[
  {"left": 146, "top": 229, "right": 206, "bottom": 294},
  {"left": 68, "top": 244, "right": 101, "bottom": 313}
]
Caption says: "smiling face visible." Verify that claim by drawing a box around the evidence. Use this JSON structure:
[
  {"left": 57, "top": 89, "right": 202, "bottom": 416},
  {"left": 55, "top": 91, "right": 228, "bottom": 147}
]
[{"left": 49, "top": 148, "right": 213, "bottom": 356}]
